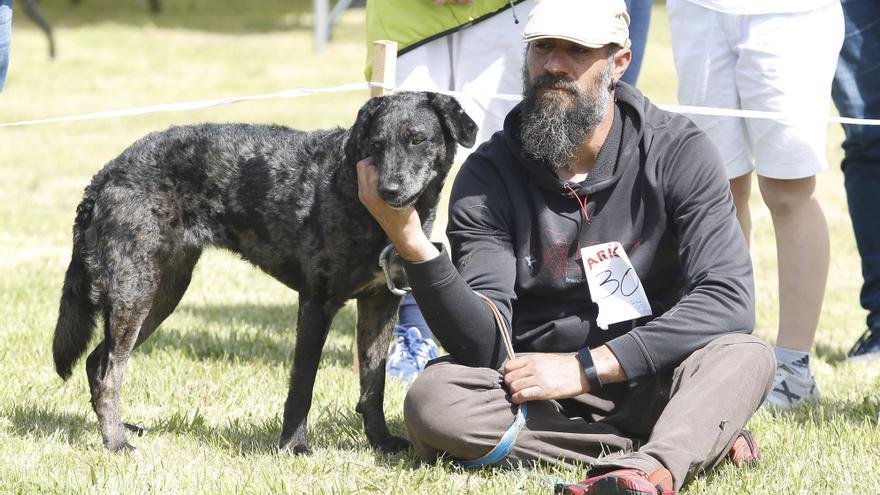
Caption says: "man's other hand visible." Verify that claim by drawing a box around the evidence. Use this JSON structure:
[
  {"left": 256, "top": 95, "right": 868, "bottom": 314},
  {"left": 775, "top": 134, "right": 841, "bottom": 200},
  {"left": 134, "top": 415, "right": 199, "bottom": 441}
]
[{"left": 503, "top": 353, "right": 589, "bottom": 404}]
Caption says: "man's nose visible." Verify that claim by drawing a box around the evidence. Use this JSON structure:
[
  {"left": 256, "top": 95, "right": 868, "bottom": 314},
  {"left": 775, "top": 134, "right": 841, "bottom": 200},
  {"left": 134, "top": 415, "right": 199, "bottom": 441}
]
[{"left": 543, "top": 48, "right": 569, "bottom": 75}]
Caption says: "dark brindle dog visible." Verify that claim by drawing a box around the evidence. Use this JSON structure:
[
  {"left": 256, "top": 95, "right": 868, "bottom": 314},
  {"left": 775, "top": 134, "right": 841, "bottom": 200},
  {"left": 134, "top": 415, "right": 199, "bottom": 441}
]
[{"left": 52, "top": 91, "right": 477, "bottom": 453}]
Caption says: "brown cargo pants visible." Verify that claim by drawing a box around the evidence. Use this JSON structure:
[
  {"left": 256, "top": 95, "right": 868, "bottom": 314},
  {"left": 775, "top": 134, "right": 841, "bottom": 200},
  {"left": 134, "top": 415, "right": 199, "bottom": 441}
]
[{"left": 403, "top": 333, "right": 776, "bottom": 491}]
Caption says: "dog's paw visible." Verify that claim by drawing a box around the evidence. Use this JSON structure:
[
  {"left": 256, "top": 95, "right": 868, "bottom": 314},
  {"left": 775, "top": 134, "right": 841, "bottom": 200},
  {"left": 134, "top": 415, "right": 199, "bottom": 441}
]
[
  {"left": 278, "top": 434, "right": 312, "bottom": 455},
  {"left": 279, "top": 441, "right": 312, "bottom": 456},
  {"left": 106, "top": 439, "right": 137, "bottom": 453},
  {"left": 374, "top": 435, "right": 410, "bottom": 454}
]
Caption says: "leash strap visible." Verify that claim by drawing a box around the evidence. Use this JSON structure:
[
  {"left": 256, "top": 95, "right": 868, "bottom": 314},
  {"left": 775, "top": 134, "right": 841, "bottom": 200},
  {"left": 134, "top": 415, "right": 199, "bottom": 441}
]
[{"left": 457, "top": 293, "right": 528, "bottom": 469}]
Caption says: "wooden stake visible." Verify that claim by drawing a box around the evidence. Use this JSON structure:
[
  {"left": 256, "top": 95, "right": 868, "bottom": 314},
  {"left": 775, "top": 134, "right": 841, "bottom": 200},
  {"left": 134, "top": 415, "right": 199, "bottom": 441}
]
[{"left": 370, "top": 40, "right": 398, "bottom": 98}]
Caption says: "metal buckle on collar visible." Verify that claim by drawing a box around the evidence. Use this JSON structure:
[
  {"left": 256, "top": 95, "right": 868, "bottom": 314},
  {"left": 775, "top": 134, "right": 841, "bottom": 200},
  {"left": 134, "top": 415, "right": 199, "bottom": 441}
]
[{"left": 378, "top": 243, "right": 412, "bottom": 296}]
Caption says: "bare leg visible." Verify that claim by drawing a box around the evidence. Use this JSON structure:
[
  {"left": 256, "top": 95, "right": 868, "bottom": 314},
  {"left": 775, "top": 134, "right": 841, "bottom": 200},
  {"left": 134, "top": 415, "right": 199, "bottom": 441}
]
[
  {"left": 758, "top": 175, "right": 829, "bottom": 352},
  {"left": 729, "top": 173, "right": 753, "bottom": 248}
]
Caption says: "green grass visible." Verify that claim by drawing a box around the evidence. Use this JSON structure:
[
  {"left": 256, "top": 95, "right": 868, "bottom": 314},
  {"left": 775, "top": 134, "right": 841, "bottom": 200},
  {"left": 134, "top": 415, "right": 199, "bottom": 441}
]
[{"left": 1, "top": 2, "right": 879, "bottom": 493}]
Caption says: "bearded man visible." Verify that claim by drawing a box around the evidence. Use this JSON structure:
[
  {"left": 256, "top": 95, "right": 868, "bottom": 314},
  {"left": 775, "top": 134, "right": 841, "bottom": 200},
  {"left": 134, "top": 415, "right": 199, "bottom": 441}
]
[{"left": 357, "top": 0, "right": 775, "bottom": 493}]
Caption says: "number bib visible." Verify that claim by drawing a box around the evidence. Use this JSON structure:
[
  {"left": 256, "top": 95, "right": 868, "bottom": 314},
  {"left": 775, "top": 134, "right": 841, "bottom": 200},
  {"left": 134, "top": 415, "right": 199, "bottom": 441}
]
[{"left": 580, "top": 241, "right": 652, "bottom": 330}]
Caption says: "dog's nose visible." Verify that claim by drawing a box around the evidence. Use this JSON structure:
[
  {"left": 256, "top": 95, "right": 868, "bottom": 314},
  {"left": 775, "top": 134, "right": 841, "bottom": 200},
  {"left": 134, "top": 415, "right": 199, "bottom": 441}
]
[{"left": 378, "top": 182, "right": 402, "bottom": 197}]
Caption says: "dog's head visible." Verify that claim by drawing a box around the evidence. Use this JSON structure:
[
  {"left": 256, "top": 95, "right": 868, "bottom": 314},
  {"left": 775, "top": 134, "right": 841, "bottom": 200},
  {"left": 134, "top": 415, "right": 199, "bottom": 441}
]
[{"left": 344, "top": 91, "right": 478, "bottom": 209}]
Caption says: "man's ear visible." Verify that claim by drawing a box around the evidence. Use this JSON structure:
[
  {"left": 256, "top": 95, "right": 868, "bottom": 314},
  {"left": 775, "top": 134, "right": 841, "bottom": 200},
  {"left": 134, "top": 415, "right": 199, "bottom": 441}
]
[
  {"left": 344, "top": 96, "right": 385, "bottom": 164},
  {"left": 427, "top": 92, "right": 479, "bottom": 148},
  {"left": 611, "top": 47, "right": 632, "bottom": 84}
]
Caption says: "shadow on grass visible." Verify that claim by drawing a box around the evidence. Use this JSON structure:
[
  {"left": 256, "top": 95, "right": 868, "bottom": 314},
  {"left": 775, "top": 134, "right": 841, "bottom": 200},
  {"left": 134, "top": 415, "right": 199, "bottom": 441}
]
[
  {"left": 768, "top": 395, "right": 880, "bottom": 426},
  {"left": 137, "top": 303, "right": 358, "bottom": 366},
  {"left": 147, "top": 403, "right": 413, "bottom": 465},
  {"left": 5, "top": 403, "right": 93, "bottom": 445},
  {"left": 814, "top": 341, "right": 848, "bottom": 364}
]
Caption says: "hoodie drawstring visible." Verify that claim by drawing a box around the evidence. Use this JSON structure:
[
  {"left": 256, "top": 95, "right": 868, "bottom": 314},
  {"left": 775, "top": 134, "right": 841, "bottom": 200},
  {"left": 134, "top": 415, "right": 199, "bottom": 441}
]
[
  {"left": 509, "top": 0, "right": 520, "bottom": 24},
  {"left": 564, "top": 182, "right": 591, "bottom": 224}
]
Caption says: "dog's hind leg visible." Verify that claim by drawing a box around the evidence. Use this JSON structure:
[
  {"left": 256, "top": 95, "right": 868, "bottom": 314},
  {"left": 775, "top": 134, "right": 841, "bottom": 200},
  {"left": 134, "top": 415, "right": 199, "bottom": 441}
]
[
  {"left": 354, "top": 294, "right": 410, "bottom": 453},
  {"left": 84, "top": 255, "right": 166, "bottom": 452},
  {"left": 85, "top": 296, "right": 155, "bottom": 452},
  {"left": 278, "top": 296, "right": 344, "bottom": 454},
  {"left": 118, "top": 249, "right": 201, "bottom": 436}
]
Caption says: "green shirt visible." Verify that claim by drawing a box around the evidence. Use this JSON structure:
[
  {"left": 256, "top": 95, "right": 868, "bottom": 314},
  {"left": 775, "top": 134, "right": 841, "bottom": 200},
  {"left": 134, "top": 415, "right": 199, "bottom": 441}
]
[{"left": 364, "top": 0, "right": 524, "bottom": 80}]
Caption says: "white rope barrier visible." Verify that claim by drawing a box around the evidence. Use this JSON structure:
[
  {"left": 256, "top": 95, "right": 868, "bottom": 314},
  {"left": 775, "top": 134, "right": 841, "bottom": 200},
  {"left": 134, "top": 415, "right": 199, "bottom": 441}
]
[
  {"left": 2, "top": 81, "right": 879, "bottom": 128},
  {"left": 0, "top": 82, "right": 370, "bottom": 128}
]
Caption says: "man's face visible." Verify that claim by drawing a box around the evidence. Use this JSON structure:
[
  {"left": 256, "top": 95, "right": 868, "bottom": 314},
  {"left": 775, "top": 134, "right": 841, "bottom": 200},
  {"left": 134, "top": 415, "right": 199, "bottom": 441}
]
[{"left": 519, "top": 38, "right": 618, "bottom": 170}]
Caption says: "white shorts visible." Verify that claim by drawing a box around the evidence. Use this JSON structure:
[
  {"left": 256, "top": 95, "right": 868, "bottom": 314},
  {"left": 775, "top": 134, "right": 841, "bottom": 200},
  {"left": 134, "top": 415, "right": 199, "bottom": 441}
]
[
  {"left": 396, "top": 0, "right": 534, "bottom": 150},
  {"left": 668, "top": 0, "right": 844, "bottom": 179}
]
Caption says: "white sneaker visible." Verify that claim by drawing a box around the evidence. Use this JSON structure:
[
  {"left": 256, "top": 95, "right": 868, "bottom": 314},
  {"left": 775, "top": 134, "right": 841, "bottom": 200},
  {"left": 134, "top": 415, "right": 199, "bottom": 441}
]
[{"left": 763, "top": 357, "right": 819, "bottom": 410}]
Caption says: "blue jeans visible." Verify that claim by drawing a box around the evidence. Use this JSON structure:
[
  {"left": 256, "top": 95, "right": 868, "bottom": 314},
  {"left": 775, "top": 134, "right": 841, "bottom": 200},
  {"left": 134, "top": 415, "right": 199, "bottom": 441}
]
[
  {"left": 621, "top": 0, "right": 652, "bottom": 87},
  {"left": 831, "top": 0, "right": 880, "bottom": 333},
  {"left": 398, "top": 294, "right": 433, "bottom": 339},
  {"left": 0, "top": 0, "right": 11, "bottom": 92}
]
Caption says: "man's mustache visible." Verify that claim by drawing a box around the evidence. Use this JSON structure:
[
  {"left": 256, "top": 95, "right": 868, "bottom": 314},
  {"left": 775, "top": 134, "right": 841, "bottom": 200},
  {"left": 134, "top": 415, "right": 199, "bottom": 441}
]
[{"left": 530, "top": 73, "right": 580, "bottom": 94}]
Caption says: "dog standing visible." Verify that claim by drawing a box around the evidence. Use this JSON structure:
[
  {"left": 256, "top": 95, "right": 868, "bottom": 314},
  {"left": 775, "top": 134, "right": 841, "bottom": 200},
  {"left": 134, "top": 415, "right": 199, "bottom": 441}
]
[{"left": 52, "top": 91, "right": 478, "bottom": 453}]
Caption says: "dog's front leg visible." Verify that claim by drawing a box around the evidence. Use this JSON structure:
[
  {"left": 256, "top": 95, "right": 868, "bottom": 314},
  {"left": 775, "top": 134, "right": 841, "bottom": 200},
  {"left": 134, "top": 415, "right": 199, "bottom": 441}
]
[
  {"left": 279, "top": 297, "right": 342, "bottom": 454},
  {"left": 355, "top": 294, "right": 410, "bottom": 454}
]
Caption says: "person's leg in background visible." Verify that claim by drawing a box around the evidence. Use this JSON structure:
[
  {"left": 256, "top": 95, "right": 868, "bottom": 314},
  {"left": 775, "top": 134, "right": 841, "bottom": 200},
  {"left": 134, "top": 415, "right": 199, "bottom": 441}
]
[
  {"left": 387, "top": 294, "right": 438, "bottom": 383},
  {"left": 735, "top": 3, "right": 843, "bottom": 408},
  {"left": 621, "top": 0, "right": 652, "bottom": 87},
  {"left": 0, "top": 0, "right": 12, "bottom": 92},
  {"left": 832, "top": 0, "right": 880, "bottom": 359}
]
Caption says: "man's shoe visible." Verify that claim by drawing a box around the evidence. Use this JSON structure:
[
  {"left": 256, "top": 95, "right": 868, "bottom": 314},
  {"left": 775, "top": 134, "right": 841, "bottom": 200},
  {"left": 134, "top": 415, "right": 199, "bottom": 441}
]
[
  {"left": 727, "top": 430, "right": 760, "bottom": 467},
  {"left": 386, "top": 326, "right": 438, "bottom": 384},
  {"left": 555, "top": 468, "right": 674, "bottom": 495},
  {"left": 763, "top": 357, "right": 819, "bottom": 410},
  {"left": 847, "top": 328, "right": 880, "bottom": 360}
]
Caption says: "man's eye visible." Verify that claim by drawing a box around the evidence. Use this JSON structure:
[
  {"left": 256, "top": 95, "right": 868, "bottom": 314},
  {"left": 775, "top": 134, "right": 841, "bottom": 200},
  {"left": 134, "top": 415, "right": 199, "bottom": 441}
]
[{"left": 534, "top": 42, "right": 552, "bottom": 51}]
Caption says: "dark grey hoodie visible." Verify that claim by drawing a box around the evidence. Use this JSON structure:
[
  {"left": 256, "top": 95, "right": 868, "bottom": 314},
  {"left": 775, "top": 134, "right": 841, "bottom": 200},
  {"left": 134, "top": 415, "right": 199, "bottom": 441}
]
[{"left": 402, "top": 82, "right": 754, "bottom": 382}]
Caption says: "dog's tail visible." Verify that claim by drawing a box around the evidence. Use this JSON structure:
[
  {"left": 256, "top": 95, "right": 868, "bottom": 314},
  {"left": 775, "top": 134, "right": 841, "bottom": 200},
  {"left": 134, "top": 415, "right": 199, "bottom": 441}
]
[{"left": 53, "top": 193, "right": 99, "bottom": 380}]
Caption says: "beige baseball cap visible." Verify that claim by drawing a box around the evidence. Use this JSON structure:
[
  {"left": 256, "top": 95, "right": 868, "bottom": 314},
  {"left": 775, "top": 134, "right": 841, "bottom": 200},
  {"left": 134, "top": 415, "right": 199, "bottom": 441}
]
[{"left": 523, "top": 0, "right": 631, "bottom": 49}]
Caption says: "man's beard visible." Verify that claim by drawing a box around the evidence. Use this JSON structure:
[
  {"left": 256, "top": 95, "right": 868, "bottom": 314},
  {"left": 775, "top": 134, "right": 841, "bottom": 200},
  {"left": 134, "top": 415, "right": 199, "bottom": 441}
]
[{"left": 519, "top": 62, "right": 614, "bottom": 171}]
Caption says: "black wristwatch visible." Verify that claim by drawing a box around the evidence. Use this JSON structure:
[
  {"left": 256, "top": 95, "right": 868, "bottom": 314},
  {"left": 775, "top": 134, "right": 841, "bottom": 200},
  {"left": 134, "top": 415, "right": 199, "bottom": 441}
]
[{"left": 577, "top": 347, "right": 603, "bottom": 391}]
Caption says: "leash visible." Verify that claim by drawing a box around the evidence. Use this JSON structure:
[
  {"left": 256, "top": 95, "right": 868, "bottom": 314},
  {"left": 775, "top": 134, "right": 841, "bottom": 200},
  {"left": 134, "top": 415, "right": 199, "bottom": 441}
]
[{"left": 457, "top": 293, "right": 529, "bottom": 469}]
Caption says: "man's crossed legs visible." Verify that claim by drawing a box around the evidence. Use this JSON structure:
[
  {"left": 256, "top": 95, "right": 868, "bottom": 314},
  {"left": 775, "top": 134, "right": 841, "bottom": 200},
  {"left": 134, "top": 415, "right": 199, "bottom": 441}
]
[{"left": 404, "top": 334, "right": 775, "bottom": 493}]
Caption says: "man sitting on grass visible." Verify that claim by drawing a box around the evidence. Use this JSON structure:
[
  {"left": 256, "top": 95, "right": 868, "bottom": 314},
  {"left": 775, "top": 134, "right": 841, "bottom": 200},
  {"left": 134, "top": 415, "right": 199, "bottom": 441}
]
[{"left": 357, "top": 0, "right": 775, "bottom": 493}]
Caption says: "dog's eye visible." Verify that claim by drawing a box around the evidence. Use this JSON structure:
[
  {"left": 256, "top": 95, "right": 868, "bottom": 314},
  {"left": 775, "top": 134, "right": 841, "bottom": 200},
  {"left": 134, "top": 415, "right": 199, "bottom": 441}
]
[
  {"left": 371, "top": 141, "right": 383, "bottom": 151},
  {"left": 410, "top": 136, "right": 425, "bottom": 145}
]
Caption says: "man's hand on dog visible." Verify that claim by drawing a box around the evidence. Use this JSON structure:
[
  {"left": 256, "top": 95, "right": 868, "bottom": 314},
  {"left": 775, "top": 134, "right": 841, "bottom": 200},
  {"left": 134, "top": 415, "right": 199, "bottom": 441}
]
[
  {"left": 357, "top": 157, "right": 440, "bottom": 262},
  {"left": 503, "top": 353, "right": 589, "bottom": 404}
]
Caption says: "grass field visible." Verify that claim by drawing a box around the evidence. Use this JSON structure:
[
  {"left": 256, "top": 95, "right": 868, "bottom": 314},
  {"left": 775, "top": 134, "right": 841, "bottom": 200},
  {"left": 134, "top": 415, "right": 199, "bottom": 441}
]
[{"left": 1, "top": 2, "right": 878, "bottom": 493}]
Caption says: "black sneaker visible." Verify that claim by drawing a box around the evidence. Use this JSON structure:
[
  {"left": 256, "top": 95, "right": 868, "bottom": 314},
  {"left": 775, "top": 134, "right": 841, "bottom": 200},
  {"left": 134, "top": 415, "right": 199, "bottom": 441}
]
[{"left": 847, "top": 329, "right": 880, "bottom": 360}]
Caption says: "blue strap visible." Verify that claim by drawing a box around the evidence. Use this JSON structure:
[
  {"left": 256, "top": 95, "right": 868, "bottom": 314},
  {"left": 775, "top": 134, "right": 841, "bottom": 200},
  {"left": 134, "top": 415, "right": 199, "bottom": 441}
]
[{"left": 458, "top": 402, "right": 529, "bottom": 468}]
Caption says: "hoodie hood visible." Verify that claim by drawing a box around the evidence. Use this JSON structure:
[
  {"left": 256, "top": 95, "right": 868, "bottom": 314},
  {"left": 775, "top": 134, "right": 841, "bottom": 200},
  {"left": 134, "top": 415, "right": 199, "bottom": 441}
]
[{"left": 501, "top": 81, "right": 647, "bottom": 197}]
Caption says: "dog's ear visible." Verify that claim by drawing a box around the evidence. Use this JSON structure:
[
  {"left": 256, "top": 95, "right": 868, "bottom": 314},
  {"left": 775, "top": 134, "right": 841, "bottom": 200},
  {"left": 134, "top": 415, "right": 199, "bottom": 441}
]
[
  {"left": 344, "top": 96, "right": 385, "bottom": 165},
  {"left": 427, "top": 92, "right": 479, "bottom": 149}
]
